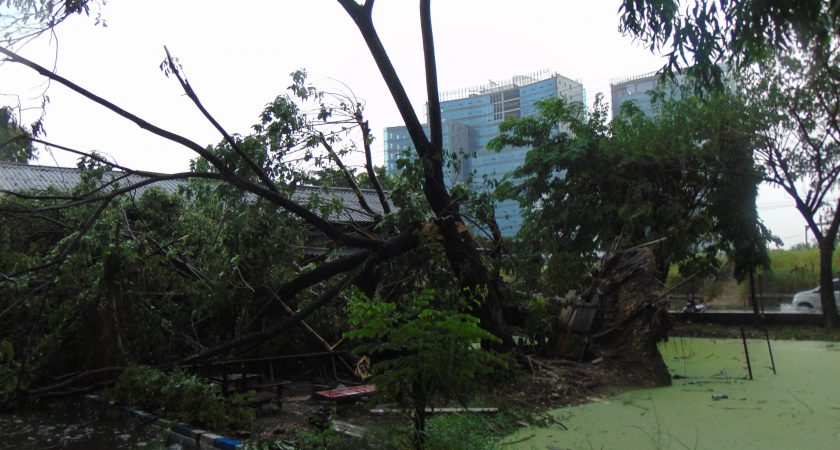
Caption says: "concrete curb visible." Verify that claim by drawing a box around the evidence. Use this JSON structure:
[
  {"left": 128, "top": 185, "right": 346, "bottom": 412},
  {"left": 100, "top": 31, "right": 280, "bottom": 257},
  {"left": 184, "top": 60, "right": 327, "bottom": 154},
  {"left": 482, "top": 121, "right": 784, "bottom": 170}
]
[{"left": 85, "top": 394, "right": 242, "bottom": 449}]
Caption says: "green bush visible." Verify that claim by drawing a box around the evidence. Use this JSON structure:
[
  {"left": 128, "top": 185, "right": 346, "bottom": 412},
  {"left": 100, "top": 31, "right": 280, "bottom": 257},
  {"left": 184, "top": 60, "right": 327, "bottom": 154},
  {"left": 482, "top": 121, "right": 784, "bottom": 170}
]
[
  {"left": 760, "top": 247, "right": 840, "bottom": 293},
  {"left": 105, "top": 365, "right": 254, "bottom": 430},
  {"left": 344, "top": 288, "right": 508, "bottom": 447}
]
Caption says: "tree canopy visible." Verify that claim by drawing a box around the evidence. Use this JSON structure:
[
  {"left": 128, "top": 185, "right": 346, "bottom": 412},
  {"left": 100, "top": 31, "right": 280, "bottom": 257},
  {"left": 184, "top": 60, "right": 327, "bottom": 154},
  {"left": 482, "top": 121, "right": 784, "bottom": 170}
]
[
  {"left": 619, "top": 0, "right": 839, "bottom": 83},
  {"left": 0, "top": 0, "right": 515, "bottom": 407},
  {"left": 621, "top": 0, "right": 839, "bottom": 326},
  {"left": 490, "top": 87, "right": 769, "bottom": 294}
]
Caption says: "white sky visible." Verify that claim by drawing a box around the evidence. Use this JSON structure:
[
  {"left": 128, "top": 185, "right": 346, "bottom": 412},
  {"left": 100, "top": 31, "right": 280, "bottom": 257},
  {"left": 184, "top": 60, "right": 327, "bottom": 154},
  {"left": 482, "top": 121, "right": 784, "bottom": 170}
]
[{"left": 0, "top": 0, "right": 810, "bottom": 247}]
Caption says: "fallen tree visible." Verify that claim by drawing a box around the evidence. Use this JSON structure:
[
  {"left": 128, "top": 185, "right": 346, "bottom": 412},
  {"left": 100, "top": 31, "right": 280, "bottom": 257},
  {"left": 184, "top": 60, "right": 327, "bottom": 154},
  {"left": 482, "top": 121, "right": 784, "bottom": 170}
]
[{"left": 0, "top": 0, "right": 514, "bottom": 401}]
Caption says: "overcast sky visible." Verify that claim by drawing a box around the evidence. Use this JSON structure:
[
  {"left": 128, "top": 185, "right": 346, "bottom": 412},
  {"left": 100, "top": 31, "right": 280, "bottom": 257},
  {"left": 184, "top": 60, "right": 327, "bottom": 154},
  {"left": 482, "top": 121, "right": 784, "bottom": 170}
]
[{"left": 0, "top": 0, "right": 810, "bottom": 247}]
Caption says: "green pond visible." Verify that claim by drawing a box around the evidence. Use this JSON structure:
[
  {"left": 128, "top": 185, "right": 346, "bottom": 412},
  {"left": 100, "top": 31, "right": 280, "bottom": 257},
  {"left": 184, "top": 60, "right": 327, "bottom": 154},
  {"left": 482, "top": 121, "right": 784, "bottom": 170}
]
[{"left": 501, "top": 338, "right": 840, "bottom": 450}]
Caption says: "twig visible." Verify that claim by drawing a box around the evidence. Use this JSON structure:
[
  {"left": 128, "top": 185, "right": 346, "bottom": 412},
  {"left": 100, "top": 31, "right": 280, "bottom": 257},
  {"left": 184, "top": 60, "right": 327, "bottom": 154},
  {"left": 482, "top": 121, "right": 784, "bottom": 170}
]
[
  {"left": 318, "top": 132, "right": 378, "bottom": 218},
  {"left": 163, "top": 46, "right": 279, "bottom": 196}
]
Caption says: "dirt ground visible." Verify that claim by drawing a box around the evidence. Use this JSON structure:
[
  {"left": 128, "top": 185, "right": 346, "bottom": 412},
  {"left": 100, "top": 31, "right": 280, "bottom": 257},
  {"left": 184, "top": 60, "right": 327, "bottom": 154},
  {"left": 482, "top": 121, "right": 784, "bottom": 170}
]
[
  {"left": 671, "top": 321, "right": 840, "bottom": 341},
  {"left": 247, "top": 321, "right": 840, "bottom": 442},
  {"left": 247, "top": 353, "right": 651, "bottom": 441}
]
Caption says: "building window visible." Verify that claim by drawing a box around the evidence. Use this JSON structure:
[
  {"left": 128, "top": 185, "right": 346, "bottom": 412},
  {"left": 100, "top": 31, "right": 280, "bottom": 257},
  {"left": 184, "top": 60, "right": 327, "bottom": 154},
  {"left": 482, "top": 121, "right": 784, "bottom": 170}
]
[{"left": 492, "top": 87, "right": 521, "bottom": 120}]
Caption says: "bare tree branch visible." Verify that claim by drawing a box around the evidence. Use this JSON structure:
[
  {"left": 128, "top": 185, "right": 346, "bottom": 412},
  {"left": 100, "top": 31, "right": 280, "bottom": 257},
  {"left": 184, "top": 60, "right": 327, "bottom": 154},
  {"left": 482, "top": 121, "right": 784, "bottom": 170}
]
[
  {"left": 358, "top": 118, "right": 391, "bottom": 214},
  {"left": 162, "top": 46, "right": 280, "bottom": 196},
  {"left": 0, "top": 45, "right": 383, "bottom": 250},
  {"left": 317, "top": 132, "right": 378, "bottom": 218},
  {"left": 421, "top": 0, "right": 442, "bottom": 153},
  {"left": 336, "top": 0, "right": 431, "bottom": 158}
]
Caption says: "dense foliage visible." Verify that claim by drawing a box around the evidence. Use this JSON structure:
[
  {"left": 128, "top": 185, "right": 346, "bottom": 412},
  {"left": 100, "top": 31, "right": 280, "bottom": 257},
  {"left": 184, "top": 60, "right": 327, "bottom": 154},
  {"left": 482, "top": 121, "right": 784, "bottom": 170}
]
[
  {"left": 619, "top": 0, "right": 838, "bottom": 85},
  {"left": 0, "top": 156, "right": 348, "bottom": 405},
  {"left": 106, "top": 365, "right": 254, "bottom": 430},
  {"left": 0, "top": 106, "right": 34, "bottom": 162},
  {"left": 345, "top": 287, "right": 507, "bottom": 443},
  {"left": 490, "top": 88, "right": 769, "bottom": 295},
  {"left": 619, "top": 0, "right": 839, "bottom": 326}
]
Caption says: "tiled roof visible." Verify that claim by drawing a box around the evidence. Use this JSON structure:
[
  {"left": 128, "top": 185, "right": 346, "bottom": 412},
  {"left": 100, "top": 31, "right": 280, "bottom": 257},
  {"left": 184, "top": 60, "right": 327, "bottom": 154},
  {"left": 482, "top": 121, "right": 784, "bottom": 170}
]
[
  {"left": 0, "top": 162, "right": 388, "bottom": 223},
  {"left": 0, "top": 162, "right": 184, "bottom": 196}
]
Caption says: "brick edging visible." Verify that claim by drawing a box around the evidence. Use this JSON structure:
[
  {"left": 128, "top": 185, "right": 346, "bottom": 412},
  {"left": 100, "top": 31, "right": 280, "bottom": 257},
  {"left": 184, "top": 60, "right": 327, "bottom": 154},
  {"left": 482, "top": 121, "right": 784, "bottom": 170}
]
[{"left": 85, "top": 394, "right": 242, "bottom": 450}]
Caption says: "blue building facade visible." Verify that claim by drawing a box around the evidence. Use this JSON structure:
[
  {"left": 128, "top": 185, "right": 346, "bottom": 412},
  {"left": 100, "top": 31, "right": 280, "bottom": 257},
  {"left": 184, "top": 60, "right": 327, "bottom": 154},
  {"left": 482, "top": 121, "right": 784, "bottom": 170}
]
[
  {"left": 609, "top": 72, "right": 660, "bottom": 118},
  {"left": 610, "top": 71, "right": 692, "bottom": 119},
  {"left": 384, "top": 71, "right": 585, "bottom": 236}
]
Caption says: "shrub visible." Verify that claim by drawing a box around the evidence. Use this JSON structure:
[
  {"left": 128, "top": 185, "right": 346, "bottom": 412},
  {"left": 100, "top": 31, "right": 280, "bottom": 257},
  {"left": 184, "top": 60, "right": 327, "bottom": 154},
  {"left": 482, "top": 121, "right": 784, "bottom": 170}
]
[
  {"left": 344, "top": 288, "right": 507, "bottom": 448},
  {"left": 105, "top": 365, "right": 254, "bottom": 430}
]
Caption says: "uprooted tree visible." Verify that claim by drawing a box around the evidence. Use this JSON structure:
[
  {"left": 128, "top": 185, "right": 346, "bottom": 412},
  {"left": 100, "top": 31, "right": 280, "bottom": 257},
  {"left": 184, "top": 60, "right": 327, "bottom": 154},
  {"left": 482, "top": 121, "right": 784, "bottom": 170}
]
[
  {"left": 2, "top": 0, "right": 790, "bottom": 407},
  {"left": 490, "top": 87, "right": 771, "bottom": 303},
  {"left": 0, "top": 0, "right": 517, "bottom": 402}
]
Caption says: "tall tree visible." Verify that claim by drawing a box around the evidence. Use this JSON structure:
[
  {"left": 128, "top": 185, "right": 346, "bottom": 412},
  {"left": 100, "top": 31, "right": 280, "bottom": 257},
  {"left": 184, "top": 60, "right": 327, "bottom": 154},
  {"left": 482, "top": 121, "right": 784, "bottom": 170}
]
[
  {"left": 336, "top": 0, "right": 510, "bottom": 346},
  {"left": 745, "top": 47, "right": 840, "bottom": 325},
  {"left": 619, "top": 0, "right": 839, "bottom": 325}
]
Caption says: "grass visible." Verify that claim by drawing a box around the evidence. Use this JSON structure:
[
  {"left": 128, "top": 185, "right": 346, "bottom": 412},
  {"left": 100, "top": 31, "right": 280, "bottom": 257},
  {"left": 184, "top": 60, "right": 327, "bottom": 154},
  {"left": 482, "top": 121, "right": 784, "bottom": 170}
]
[
  {"left": 759, "top": 246, "right": 840, "bottom": 294},
  {"left": 424, "top": 409, "right": 531, "bottom": 450}
]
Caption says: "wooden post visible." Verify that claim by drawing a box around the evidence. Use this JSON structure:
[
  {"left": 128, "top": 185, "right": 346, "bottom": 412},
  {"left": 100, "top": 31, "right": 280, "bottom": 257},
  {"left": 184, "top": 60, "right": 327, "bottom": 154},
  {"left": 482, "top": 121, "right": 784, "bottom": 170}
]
[
  {"left": 764, "top": 327, "right": 777, "bottom": 375},
  {"left": 222, "top": 363, "right": 229, "bottom": 396},
  {"left": 740, "top": 326, "right": 753, "bottom": 380},
  {"left": 240, "top": 363, "right": 247, "bottom": 391},
  {"left": 755, "top": 272, "right": 776, "bottom": 375}
]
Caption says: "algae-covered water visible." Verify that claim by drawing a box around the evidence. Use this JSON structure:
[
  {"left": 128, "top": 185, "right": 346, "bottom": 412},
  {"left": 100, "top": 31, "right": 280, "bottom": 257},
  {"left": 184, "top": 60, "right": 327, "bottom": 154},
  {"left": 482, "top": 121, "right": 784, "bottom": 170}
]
[
  {"left": 0, "top": 400, "right": 157, "bottom": 450},
  {"left": 501, "top": 338, "right": 840, "bottom": 450}
]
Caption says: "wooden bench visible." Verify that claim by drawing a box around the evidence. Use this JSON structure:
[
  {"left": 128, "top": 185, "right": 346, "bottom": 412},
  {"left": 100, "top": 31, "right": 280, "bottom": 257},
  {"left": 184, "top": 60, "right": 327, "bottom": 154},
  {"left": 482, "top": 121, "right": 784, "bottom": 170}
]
[{"left": 313, "top": 384, "right": 376, "bottom": 401}]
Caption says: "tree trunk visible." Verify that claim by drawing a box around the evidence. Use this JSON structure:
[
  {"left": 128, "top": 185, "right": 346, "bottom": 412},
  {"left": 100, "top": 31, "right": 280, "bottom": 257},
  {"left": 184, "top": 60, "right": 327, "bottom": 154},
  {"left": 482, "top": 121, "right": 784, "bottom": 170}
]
[
  {"left": 335, "top": 0, "right": 513, "bottom": 346},
  {"left": 412, "top": 381, "right": 427, "bottom": 449},
  {"left": 749, "top": 270, "right": 760, "bottom": 316},
  {"left": 553, "top": 247, "right": 672, "bottom": 387},
  {"left": 818, "top": 239, "right": 838, "bottom": 327}
]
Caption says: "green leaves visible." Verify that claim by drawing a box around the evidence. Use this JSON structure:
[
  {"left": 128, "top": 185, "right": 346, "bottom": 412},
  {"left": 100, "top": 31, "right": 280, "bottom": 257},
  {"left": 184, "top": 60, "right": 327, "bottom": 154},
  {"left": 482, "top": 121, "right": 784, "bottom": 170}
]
[
  {"left": 492, "top": 86, "right": 769, "bottom": 293},
  {"left": 619, "top": 0, "right": 838, "bottom": 87},
  {"left": 344, "top": 288, "right": 506, "bottom": 429},
  {"left": 0, "top": 107, "right": 34, "bottom": 163},
  {"left": 106, "top": 366, "right": 255, "bottom": 430}
]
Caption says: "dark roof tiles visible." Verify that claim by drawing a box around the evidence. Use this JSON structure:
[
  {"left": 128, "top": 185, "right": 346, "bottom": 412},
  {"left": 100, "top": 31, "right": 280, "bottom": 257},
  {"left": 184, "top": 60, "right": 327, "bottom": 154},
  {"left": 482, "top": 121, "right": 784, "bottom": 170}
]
[{"left": 0, "top": 162, "right": 387, "bottom": 223}]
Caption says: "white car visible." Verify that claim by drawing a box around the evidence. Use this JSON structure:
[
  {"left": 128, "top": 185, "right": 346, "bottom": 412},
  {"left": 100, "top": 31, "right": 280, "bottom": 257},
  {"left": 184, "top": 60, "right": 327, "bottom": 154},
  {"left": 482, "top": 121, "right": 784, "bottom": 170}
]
[{"left": 791, "top": 278, "right": 840, "bottom": 311}]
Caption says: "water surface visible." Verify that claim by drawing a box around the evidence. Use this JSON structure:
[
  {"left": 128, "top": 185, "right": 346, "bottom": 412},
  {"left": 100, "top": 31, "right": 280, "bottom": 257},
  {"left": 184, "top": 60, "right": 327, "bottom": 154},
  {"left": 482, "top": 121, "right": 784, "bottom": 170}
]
[
  {"left": 0, "top": 400, "right": 157, "bottom": 450},
  {"left": 502, "top": 338, "right": 840, "bottom": 449}
]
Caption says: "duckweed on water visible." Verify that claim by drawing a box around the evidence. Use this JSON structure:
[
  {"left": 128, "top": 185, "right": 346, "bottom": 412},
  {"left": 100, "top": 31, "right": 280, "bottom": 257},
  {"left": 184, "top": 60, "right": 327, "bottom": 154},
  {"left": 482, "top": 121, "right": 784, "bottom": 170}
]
[{"left": 501, "top": 338, "right": 840, "bottom": 450}]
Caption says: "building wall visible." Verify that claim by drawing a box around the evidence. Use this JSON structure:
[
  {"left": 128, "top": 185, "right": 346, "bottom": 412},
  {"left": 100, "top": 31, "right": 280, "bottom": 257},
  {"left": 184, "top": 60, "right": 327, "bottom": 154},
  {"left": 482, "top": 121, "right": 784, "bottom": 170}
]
[
  {"left": 383, "top": 125, "right": 426, "bottom": 174},
  {"left": 383, "top": 72, "right": 584, "bottom": 236},
  {"left": 610, "top": 73, "right": 660, "bottom": 118}
]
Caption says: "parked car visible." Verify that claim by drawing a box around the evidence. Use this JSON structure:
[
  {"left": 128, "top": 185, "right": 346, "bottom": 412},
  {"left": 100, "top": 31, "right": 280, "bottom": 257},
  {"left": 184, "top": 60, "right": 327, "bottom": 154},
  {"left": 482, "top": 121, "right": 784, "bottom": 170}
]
[{"left": 791, "top": 278, "right": 840, "bottom": 311}]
